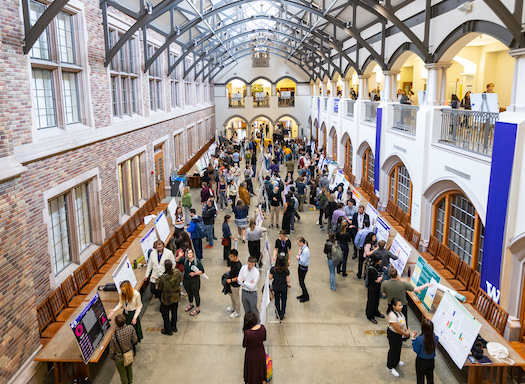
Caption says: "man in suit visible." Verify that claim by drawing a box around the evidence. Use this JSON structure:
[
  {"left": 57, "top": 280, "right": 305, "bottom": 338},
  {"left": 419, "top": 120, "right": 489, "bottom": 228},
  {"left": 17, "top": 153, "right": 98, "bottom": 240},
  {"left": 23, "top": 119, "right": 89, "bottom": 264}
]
[
  {"left": 351, "top": 205, "right": 370, "bottom": 259},
  {"left": 145, "top": 240, "right": 176, "bottom": 299}
]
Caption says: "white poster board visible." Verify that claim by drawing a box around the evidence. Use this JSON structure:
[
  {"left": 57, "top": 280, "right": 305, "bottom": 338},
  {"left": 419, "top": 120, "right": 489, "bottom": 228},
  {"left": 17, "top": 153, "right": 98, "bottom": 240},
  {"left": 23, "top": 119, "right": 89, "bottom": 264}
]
[
  {"left": 112, "top": 255, "right": 137, "bottom": 293},
  {"left": 139, "top": 227, "right": 157, "bottom": 263},
  {"left": 389, "top": 233, "right": 412, "bottom": 276},
  {"left": 232, "top": 93, "right": 242, "bottom": 101},
  {"left": 329, "top": 170, "right": 345, "bottom": 190},
  {"left": 375, "top": 216, "right": 391, "bottom": 243},
  {"left": 470, "top": 93, "right": 499, "bottom": 113},
  {"left": 281, "top": 91, "right": 291, "bottom": 99},
  {"left": 317, "top": 155, "right": 325, "bottom": 170},
  {"left": 433, "top": 291, "right": 482, "bottom": 369},
  {"left": 366, "top": 204, "right": 379, "bottom": 231},
  {"left": 154, "top": 211, "right": 170, "bottom": 243},
  {"left": 260, "top": 237, "right": 272, "bottom": 325},
  {"left": 167, "top": 198, "right": 177, "bottom": 223},
  {"left": 352, "top": 189, "right": 361, "bottom": 206}
]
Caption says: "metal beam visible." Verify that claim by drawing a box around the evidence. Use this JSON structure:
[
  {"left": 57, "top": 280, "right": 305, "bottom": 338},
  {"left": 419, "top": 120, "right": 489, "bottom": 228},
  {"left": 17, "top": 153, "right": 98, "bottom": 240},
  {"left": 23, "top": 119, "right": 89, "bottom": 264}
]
[
  {"left": 23, "top": 0, "right": 71, "bottom": 54},
  {"left": 482, "top": 0, "right": 524, "bottom": 47}
]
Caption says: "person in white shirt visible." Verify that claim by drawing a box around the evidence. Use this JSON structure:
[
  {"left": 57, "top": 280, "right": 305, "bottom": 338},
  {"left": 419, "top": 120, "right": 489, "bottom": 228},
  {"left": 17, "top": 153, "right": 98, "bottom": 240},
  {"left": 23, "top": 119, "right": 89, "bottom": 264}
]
[
  {"left": 238, "top": 256, "right": 261, "bottom": 320},
  {"left": 144, "top": 240, "right": 175, "bottom": 299},
  {"left": 108, "top": 280, "right": 144, "bottom": 348}
]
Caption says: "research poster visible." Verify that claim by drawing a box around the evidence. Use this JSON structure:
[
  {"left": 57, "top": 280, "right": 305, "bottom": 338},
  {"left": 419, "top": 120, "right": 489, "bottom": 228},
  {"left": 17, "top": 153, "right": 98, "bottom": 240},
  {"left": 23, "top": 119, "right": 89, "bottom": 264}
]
[
  {"left": 352, "top": 189, "right": 361, "bottom": 206},
  {"left": 375, "top": 216, "right": 391, "bottom": 243},
  {"left": 140, "top": 227, "right": 157, "bottom": 262},
  {"left": 389, "top": 234, "right": 412, "bottom": 276},
  {"left": 154, "top": 211, "right": 170, "bottom": 243},
  {"left": 112, "top": 255, "right": 137, "bottom": 293},
  {"left": 167, "top": 198, "right": 177, "bottom": 223},
  {"left": 411, "top": 256, "right": 440, "bottom": 311},
  {"left": 433, "top": 291, "right": 481, "bottom": 369}
]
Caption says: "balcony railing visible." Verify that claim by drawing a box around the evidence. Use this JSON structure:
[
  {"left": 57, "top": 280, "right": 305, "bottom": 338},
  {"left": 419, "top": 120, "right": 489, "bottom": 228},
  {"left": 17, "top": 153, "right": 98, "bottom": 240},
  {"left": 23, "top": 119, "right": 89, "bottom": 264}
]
[
  {"left": 346, "top": 100, "right": 356, "bottom": 117},
  {"left": 392, "top": 105, "right": 419, "bottom": 135},
  {"left": 253, "top": 94, "right": 269, "bottom": 107},
  {"left": 279, "top": 97, "right": 295, "bottom": 107},
  {"left": 364, "top": 102, "right": 379, "bottom": 122},
  {"left": 228, "top": 95, "right": 245, "bottom": 108},
  {"left": 439, "top": 109, "right": 498, "bottom": 156},
  {"left": 323, "top": 97, "right": 328, "bottom": 111}
]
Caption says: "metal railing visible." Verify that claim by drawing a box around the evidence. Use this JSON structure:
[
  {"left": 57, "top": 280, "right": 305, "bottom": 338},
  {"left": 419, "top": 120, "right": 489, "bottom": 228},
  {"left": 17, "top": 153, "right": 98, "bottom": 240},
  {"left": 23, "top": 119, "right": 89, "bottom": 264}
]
[
  {"left": 364, "top": 102, "right": 379, "bottom": 122},
  {"left": 439, "top": 109, "right": 498, "bottom": 156},
  {"left": 253, "top": 96, "right": 270, "bottom": 107},
  {"left": 392, "top": 105, "right": 419, "bottom": 135},
  {"left": 346, "top": 100, "right": 356, "bottom": 117},
  {"left": 323, "top": 97, "right": 328, "bottom": 111},
  {"left": 228, "top": 97, "right": 245, "bottom": 108},
  {"left": 279, "top": 97, "right": 295, "bottom": 107}
]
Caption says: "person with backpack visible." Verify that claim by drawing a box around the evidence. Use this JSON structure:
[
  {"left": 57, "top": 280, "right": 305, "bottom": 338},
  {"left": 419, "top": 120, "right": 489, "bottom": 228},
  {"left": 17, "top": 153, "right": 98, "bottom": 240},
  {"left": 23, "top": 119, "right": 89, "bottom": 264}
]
[
  {"left": 317, "top": 187, "right": 329, "bottom": 229},
  {"left": 324, "top": 232, "right": 342, "bottom": 292},
  {"left": 366, "top": 254, "right": 384, "bottom": 324},
  {"left": 289, "top": 187, "right": 300, "bottom": 232},
  {"left": 187, "top": 209, "right": 205, "bottom": 260},
  {"left": 202, "top": 197, "right": 217, "bottom": 249},
  {"left": 412, "top": 319, "right": 439, "bottom": 384},
  {"left": 109, "top": 314, "right": 138, "bottom": 384},
  {"left": 156, "top": 259, "right": 182, "bottom": 335},
  {"left": 269, "top": 255, "right": 291, "bottom": 321}
]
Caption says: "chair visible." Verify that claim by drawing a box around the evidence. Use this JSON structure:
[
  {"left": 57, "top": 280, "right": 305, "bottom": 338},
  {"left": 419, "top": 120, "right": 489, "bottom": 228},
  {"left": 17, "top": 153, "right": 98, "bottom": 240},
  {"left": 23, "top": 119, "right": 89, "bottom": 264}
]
[
  {"left": 60, "top": 275, "right": 86, "bottom": 308},
  {"left": 487, "top": 301, "right": 509, "bottom": 336},
  {"left": 73, "top": 265, "right": 97, "bottom": 295},
  {"left": 394, "top": 211, "right": 408, "bottom": 235},
  {"left": 428, "top": 244, "right": 450, "bottom": 270},
  {"left": 386, "top": 200, "right": 396, "bottom": 218},
  {"left": 110, "top": 233, "right": 126, "bottom": 258},
  {"left": 369, "top": 194, "right": 379, "bottom": 209},
  {"left": 117, "top": 227, "right": 133, "bottom": 250},
  {"left": 37, "top": 300, "right": 63, "bottom": 339},
  {"left": 85, "top": 256, "right": 105, "bottom": 285},
  {"left": 421, "top": 235, "right": 439, "bottom": 261},
  {"left": 474, "top": 289, "right": 493, "bottom": 318},
  {"left": 93, "top": 248, "right": 112, "bottom": 274},
  {"left": 440, "top": 251, "right": 461, "bottom": 280},
  {"left": 459, "top": 270, "right": 480, "bottom": 303},
  {"left": 145, "top": 198, "right": 154, "bottom": 214},
  {"left": 404, "top": 224, "right": 414, "bottom": 243},
  {"left": 125, "top": 219, "right": 138, "bottom": 242},
  {"left": 449, "top": 261, "right": 473, "bottom": 292},
  {"left": 409, "top": 229, "right": 421, "bottom": 250},
  {"left": 48, "top": 287, "right": 76, "bottom": 322},
  {"left": 348, "top": 174, "right": 355, "bottom": 185},
  {"left": 510, "top": 324, "right": 525, "bottom": 383}
]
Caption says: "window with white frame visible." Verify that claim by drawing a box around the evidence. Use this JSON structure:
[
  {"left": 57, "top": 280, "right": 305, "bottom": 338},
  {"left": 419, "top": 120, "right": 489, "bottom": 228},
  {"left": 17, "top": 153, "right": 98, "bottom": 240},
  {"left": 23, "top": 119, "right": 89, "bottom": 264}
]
[
  {"left": 118, "top": 154, "right": 145, "bottom": 216},
  {"left": 169, "top": 53, "right": 180, "bottom": 108},
  {"left": 29, "top": 0, "right": 87, "bottom": 130},
  {"left": 148, "top": 46, "right": 163, "bottom": 111},
  {"left": 108, "top": 30, "right": 139, "bottom": 118},
  {"left": 48, "top": 182, "right": 93, "bottom": 275}
]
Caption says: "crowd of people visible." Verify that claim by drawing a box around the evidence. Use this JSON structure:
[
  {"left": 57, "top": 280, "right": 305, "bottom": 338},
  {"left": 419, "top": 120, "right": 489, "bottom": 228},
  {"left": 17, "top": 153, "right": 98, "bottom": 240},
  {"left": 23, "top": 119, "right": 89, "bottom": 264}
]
[{"left": 106, "top": 136, "right": 439, "bottom": 384}]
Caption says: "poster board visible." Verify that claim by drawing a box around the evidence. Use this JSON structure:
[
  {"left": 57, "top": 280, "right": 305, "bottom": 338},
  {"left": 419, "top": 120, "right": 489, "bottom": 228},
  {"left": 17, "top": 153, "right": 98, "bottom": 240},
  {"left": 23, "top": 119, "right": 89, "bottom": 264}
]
[
  {"left": 232, "top": 93, "right": 242, "bottom": 101},
  {"left": 366, "top": 203, "right": 379, "bottom": 231},
  {"left": 281, "top": 91, "right": 291, "bottom": 99},
  {"left": 389, "top": 234, "right": 412, "bottom": 276},
  {"left": 375, "top": 216, "right": 391, "bottom": 243},
  {"left": 411, "top": 256, "right": 440, "bottom": 311},
  {"left": 433, "top": 291, "right": 482, "bottom": 369},
  {"left": 70, "top": 293, "right": 110, "bottom": 364},
  {"left": 154, "top": 211, "right": 170, "bottom": 243},
  {"left": 470, "top": 93, "right": 499, "bottom": 113},
  {"left": 140, "top": 227, "right": 157, "bottom": 263},
  {"left": 112, "top": 255, "right": 137, "bottom": 293},
  {"left": 352, "top": 189, "right": 361, "bottom": 206},
  {"left": 167, "top": 198, "right": 177, "bottom": 223}
]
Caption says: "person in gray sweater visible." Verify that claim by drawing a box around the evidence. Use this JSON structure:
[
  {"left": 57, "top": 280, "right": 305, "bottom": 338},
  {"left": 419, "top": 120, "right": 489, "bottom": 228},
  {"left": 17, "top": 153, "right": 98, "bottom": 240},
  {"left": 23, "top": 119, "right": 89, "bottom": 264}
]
[{"left": 246, "top": 218, "right": 263, "bottom": 266}]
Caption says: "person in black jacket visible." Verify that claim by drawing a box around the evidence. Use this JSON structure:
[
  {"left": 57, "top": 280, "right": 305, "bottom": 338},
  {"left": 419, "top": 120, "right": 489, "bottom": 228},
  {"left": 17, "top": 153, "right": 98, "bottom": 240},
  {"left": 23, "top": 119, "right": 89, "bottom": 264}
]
[
  {"left": 269, "top": 185, "right": 283, "bottom": 228},
  {"left": 366, "top": 254, "right": 384, "bottom": 324},
  {"left": 202, "top": 197, "right": 217, "bottom": 249},
  {"left": 352, "top": 205, "right": 370, "bottom": 257}
]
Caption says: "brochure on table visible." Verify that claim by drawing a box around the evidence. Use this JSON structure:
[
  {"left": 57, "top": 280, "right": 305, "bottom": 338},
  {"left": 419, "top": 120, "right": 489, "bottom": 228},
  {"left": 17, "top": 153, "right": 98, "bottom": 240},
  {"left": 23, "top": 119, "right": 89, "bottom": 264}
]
[
  {"left": 433, "top": 291, "right": 481, "bottom": 369},
  {"left": 411, "top": 256, "right": 440, "bottom": 311},
  {"left": 112, "top": 255, "right": 137, "bottom": 293},
  {"left": 140, "top": 227, "right": 157, "bottom": 263},
  {"left": 154, "top": 211, "right": 171, "bottom": 243},
  {"left": 389, "top": 233, "right": 412, "bottom": 276}
]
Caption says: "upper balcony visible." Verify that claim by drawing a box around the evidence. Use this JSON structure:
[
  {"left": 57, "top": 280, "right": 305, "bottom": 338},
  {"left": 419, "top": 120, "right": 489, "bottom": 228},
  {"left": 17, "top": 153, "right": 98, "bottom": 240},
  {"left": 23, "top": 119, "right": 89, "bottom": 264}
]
[
  {"left": 364, "top": 102, "right": 380, "bottom": 123},
  {"left": 229, "top": 94, "right": 245, "bottom": 108},
  {"left": 392, "top": 105, "right": 419, "bottom": 135}
]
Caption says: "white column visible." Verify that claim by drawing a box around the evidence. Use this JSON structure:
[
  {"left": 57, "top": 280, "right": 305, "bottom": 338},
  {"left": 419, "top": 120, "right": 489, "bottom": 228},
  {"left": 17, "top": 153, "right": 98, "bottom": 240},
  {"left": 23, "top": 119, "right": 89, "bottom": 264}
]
[
  {"left": 439, "top": 64, "right": 452, "bottom": 105},
  {"left": 382, "top": 71, "right": 392, "bottom": 102},
  {"left": 391, "top": 71, "right": 400, "bottom": 101},
  {"left": 331, "top": 81, "right": 338, "bottom": 97},
  {"left": 358, "top": 75, "right": 370, "bottom": 100},
  {"left": 342, "top": 80, "right": 349, "bottom": 98},
  {"left": 508, "top": 48, "right": 525, "bottom": 112},
  {"left": 271, "top": 84, "right": 276, "bottom": 96},
  {"left": 424, "top": 64, "right": 440, "bottom": 106},
  {"left": 246, "top": 84, "right": 252, "bottom": 97}
]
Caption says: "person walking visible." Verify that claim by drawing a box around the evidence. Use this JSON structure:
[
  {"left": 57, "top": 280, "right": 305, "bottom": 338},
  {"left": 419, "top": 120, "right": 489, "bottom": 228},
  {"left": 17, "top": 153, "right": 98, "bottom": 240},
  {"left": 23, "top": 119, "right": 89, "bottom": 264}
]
[
  {"left": 270, "top": 255, "right": 291, "bottom": 320},
  {"left": 269, "top": 185, "right": 282, "bottom": 228},
  {"left": 180, "top": 249, "right": 205, "bottom": 316},
  {"left": 366, "top": 254, "right": 384, "bottom": 324},
  {"left": 233, "top": 199, "right": 249, "bottom": 242},
  {"left": 386, "top": 298, "right": 410, "bottom": 378},
  {"left": 225, "top": 249, "right": 242, "bottom": 318},
  {"left": 202, "top": 197, "right": 217, "bottom": 249},
  {"left": 242, "top": 311, "right": 267, "bottom": 384},
  {"left": 412, "top": 319, "right": 439, "bottom": 384},
  {"left": 182, "top": 186, "right": 192, "bottom": 225},
  {"left": 228, "top": 180, "right": 238, "bottom": 211},
  {"left": 218, "top": 176, "right": 228, "bottom": 211},
  {"left": 108, "top": 280, "right": 144, "bottom": 348},
  {"left": 246, "top": 218, "right": 263, "bottom": 266},
  {"left": 222, "top": 215, "right": 236, "bottom": 265},
  {"left": 238, "top": 256, "right": 261, "bottom": 320},
  {"left": 296, "top": 237, "right": 310, "bottom": 302},
  {"left": 324, "top": 232, "right": 337, "bottom": 292},
  {"left": 156, "top": 259, "right": 182, "bottom": 335},
  {"left": 187, "top": 209, "right": 204, "bottom": 260},
  {"left": 109, "top": 314, "right": 138, "bottom": 384}
]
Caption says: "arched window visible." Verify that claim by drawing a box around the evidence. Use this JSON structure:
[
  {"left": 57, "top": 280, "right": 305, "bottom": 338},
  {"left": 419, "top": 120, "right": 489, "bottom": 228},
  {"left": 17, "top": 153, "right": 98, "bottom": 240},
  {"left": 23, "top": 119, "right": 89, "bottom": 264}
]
[
  {"left": 322, "top": 126, "right": 327, "bottom": 153},
  {"left": 432, "top": 192, "right": 485, "bottom": 271},
  {"left": 389, "top": 164, "right": 412, "bottom": 214},
  {"left": 344, "top": 138, "right": 353, "bottom": 173},
  {"left": 362, "top": 147, "right": 374, "bottom": 184},
  {"left": 332, "top": 132, "right": 338, "bottom": 161}
]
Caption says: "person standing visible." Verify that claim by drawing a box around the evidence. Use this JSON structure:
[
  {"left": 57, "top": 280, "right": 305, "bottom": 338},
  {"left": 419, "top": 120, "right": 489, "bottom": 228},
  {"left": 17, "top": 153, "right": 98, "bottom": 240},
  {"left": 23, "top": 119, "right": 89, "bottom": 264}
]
[
  {"left": 173, "top": 206, "right": 185, "bottom": 237},
  {"left": 374, "top": 240, "right": 400, "bottom": 281},
  {"left": 182, "top": 186, "right": 192, "bottom": 225},
  {"left": 218, "top": 176, "right": 228, "bottom": 211},
  {"left": 109, "top": 314, "right": 138, "bottom": 384},
  {"left": 108, "top": 280, "right": 144, "bottom": 348},
  {"left": 187, "top": 209, "right": 203, "bottom": 260},
  {"left": 224, "top": 249, "right": 242, "bottom": 319},
  {"left": 238, "top": 256, "right": 261, "bottom": 320},
  {"left": 412, "top": 319, "right": 439, "bottom": 384},
  {"left": 285, "top": 155, "right": 295, "bottom": 178},
  {"left": 296, "top": 176, "right": 307, "bottom": 212},
  {"left": 200, "top": 182, "right": 213, "bottom": 205},
  {"left": 180, "top": 249, "right": 204, "bottom": 316},
  {"left": 273, "top": 230, "right": 292, "bottom": 266},
  {"left": 386, "top": 298, "right": 410, "bottom": 378},
  {"left": 233, "top": 200, "right": 249, "bottom": 242},
  {"left": 144, "top": 240, "right": 176, "bottom": 299},
  {"left": 222, "top": 215, "right": 236, "bottom": 265},
  {"left": 202, "top": 197, "right": 217, "bottom": 249},
  {"left": 335, "top": 221, "right": 352, "bottom": 277},
  {"left": 362, "top": 232, "right": 378, "bottom": 282},
  {"left": 324, "top": 232, "right": 337, "bottom": 292},
  {"left": 281, "top": 194, "right": 293, "bottom": 235},
  {"left": 296, "top": 237, "right": 310, "bottom": 302},
  {"left": 239, "top": 181, "right": 250, "bottom": 207},
  {"left": 366, "top": 254, "right": 384, "bottom": 324},
  {"left": 355, "top": 220, "right": 372, "bottom": 279},
  {"left": 242, "top": 311, "right": 267, "bottom": 384},
  {"left": 270, "top": 255, "right": 291, "bottom": 320},
  {"left": 317, "top": 187, "right": 329, "bottom": 229},
  {"left": 228, "top": 180, "right": 238, "bottom": 211},
  {"left": 156, "top": 259, "right": 182, "bottom": 335},
  {"left": 246, "top": 218, "right": 263, "bottom": 266},
  {"left": 269, "top": 185, "right": 282, "bottom": 228}
]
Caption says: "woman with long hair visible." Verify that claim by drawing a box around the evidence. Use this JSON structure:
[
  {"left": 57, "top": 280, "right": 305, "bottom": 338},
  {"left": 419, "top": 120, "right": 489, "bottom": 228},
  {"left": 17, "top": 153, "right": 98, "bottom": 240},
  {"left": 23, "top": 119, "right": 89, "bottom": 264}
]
[
  {"left": 246, "top": 218, "right": 263, "bottom": 266},
  {"left": 362, "top": 232, "right": 378, "bottom": 281},
  {"left": 108, "top": 280, "right": 144, "bottom": 348},
  {"left": 222, "top": 215, "right": 236, "bottom": 266},
  {"left": 386, "top": 298, "right": 410, "bottom": 378},
  {"left": 269, "top": 255, "right": 291, "bottom": 321},
  {"left": 228, "top": 180, "right": 238, "bottom": 210},
  {"left": 218, "top": 176, "right": 228, "bottom": 211},
  {"left": 233, "top": 199, "right": 249, "bottom": 242},
  {"left": 242, "top": 311, "right": 267, "bottom": 384},
  {"left": 366, "top": 254, "right": 384, "bottom": 324},
  {"left": 173, "top": 206, "right": 185, "bottom": 236},
  {"left": 412, "top": 319, "right": 438, "bottom": 384},
  {"left": 335, "top": 220, "right": 352, "bottom": 276},
  {"left": 281, "top": 193, "right": 293, "bottom": 235},
  {"left": 179, "top": 231, "right": 192, "bottom": 253},
  {"left": 180, "top": 249, "right": 204, "bottom": 316}
]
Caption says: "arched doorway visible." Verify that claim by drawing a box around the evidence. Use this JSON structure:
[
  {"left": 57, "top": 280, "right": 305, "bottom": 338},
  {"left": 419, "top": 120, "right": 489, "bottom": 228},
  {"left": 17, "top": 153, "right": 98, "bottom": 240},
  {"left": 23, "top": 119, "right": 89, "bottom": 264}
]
[
  {"left": 388, "top": 162, "right": 413, "bottom": 215},
  {"left": 251, "top": 116, "right": 272, "bottom": 140},
  {"left": 226, "top": 79, "right": 246, "bottom": 108},
  {"left": 276, "top": 78, "right": 297, "bottom": 107},
  {"left": 342, "top": 134, "right": 353, "bottom": 176},
  {"left": 224, "top": 117, "right": 247, "bottom": 141},
  {"left": 276, "top": 115, "right": 300, "bottom": 140},
  {"left": 362, "top": 145, "right": 374, "bottom": 185},
  {"left": 252, "top": 78, "right": 271, "bottom": 107},
  {"left": 320, "top": 122, "right": 327, "bottom": 154},
  {"left": 329, "top": 126, "right": 337, "bottom": 161}
]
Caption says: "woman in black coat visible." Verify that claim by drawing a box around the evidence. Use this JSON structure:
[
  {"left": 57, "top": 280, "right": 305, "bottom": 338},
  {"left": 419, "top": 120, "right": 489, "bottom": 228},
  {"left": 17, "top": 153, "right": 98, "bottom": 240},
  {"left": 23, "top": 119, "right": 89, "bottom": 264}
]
[{"left": 366, "top": 254, "right": 384, "bottom": 324}]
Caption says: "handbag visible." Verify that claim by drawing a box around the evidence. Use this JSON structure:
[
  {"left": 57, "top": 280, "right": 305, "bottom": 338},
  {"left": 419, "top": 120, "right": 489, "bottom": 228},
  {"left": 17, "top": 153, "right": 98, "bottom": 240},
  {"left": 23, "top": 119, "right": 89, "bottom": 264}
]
[
  {"left": 221, "top": 237, "right": 229, "bottom": 246},
  {"left": 115, "top": 329, "right": 133, "bottom": 367},
  {"left": 266, "top": 353, "right": 273, "bottom": 382}
]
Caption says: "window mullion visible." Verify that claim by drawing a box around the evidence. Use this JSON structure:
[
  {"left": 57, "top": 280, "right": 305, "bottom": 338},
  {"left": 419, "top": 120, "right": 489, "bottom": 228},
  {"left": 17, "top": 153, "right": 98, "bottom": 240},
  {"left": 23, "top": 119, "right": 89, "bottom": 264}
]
[
  {"left": 66, "top": 191, "right": 80, "bottom": 263},
  {"left": 54, "top": 68, "right": 66, "bottom": 128},
  {"left": 471, "top": 213, "right": 481, "bottom": 269},
  {"left": 443, "top": 195, "right": 452, "bottom": 245}
]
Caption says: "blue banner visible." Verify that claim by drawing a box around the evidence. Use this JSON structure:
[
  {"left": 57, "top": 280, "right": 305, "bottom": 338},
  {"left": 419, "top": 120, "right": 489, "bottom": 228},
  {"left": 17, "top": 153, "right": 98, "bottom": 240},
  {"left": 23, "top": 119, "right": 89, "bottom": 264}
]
[
  {"left": 481, "top": 121, "right": 517, "bottom": 303},
  {"left": 334, "top": 98, "right": 340, "bottom": 113},
  {"left": 374, "top": 108, "right": 382, "bottom": 194}
]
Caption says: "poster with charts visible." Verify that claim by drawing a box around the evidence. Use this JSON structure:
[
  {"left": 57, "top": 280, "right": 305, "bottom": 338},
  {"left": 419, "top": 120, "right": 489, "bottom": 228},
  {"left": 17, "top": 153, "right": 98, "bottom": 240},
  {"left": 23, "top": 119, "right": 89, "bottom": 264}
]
[
  {"left": 140, "top": 227, "right": 157, "bottom": 263},
  {"left": 154, "top": 211, "right": 170, "bottom": 243},
  {"left": 112, "top": 255, "right": 137, "bottom": 293},
  {"left": 432, "top": 291, "right": 481, "bottom": 369},
  {"left": 389, "top": 234, "right": 412, "bottom": 276},
  {"left": 375, "top": 216, "right": 391, "bottom": 243},
  {"left": 411, "top": 256, "right": 440, "bottom": 311},
  {"left": 70, "top": 293, "right": 110, "bottom": 364}
]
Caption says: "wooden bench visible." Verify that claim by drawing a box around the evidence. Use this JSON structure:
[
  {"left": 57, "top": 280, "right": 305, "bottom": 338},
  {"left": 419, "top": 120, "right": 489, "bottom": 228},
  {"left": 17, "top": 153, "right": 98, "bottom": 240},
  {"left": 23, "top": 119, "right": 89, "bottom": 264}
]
[
  {"left": 60, "top": 275, "right": 86, "bottom": 308},
  {"left": 37, "top": 300, "right": 63, "bottom": 340},
  {"left": 48, "top": 287, "right": 77, "bottom": 322},
  {"left": 84, "top": 256, "right": 105, "bottom": 285},
  {"left": 73, "top": 265, "right": 97, "bottom": 296},
  {"left": 449, "top": 260, "right": 473, "bottom": 292},
  {"left": 368, "top": 193, "right": 379, "bottom": 209},
  {"left": 393, "top": 210, "right": 408, "bottom": 236},
  {"left": 474, "top": 289, "right": 493, "bottom": 318},
  {"left": 428, "top": 243, "right": 450, "bottom": 270},
  {"left": 459, "top": 270, "right": 480, "bottom": 304},
  {"left": 487, "top": 300, "right": 509, "bottom": 336},
  {"left": 92, "top": 248, "right": 112, "bottom": 274},
  {"left": 440, "top": 251, "right": 461, "bottom": 280},
  {"left": 421, "top": 235, "right": 439, "bottom": 261}
]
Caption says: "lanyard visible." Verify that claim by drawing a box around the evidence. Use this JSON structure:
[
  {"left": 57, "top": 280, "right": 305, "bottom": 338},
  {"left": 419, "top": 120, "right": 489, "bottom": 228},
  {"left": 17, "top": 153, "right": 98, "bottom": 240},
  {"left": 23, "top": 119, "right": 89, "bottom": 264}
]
[{"left": 157, "top": 252, "right": 163, "bottom": 263}]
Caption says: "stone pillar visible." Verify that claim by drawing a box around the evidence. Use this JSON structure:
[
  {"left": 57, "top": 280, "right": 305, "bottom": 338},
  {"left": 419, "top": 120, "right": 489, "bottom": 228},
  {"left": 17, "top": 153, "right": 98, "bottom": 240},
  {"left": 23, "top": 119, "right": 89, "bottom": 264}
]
[
  {"left": 424, "top": 64, "right": 441, "bottom": 106},
  {"left": 330, "top": 81, "right": 338, "bottom": 97},
  {"left": 439, "top": 64, "right": 452, "bottom": 105},
  {"left": 382, "top": 71, "right": 393, "bottom": 102},
  {"left": 508, "top": 49, "right": 525, "bottom": 113},
  {"left": 271, "top": 84, "right": 276, "bottom": 96},
  {"left": 246, "top": 84, "right": 252, "bottom": 97},
  {"left": 342, "top": 80, "right": 349, "bottom": 98},
  {"left": 391, "top": 71, "right": 400, "bottom": 101},
  {"left": 358, "top": 75, "right": 370, "bottom": 100}
]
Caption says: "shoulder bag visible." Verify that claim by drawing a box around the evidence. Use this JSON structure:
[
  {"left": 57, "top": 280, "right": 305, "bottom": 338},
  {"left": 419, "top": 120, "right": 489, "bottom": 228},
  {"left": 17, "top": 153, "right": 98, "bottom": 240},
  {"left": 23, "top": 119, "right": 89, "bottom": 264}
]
[{"left": 115, "top": 329, "right": 134, "bottom": 367}]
